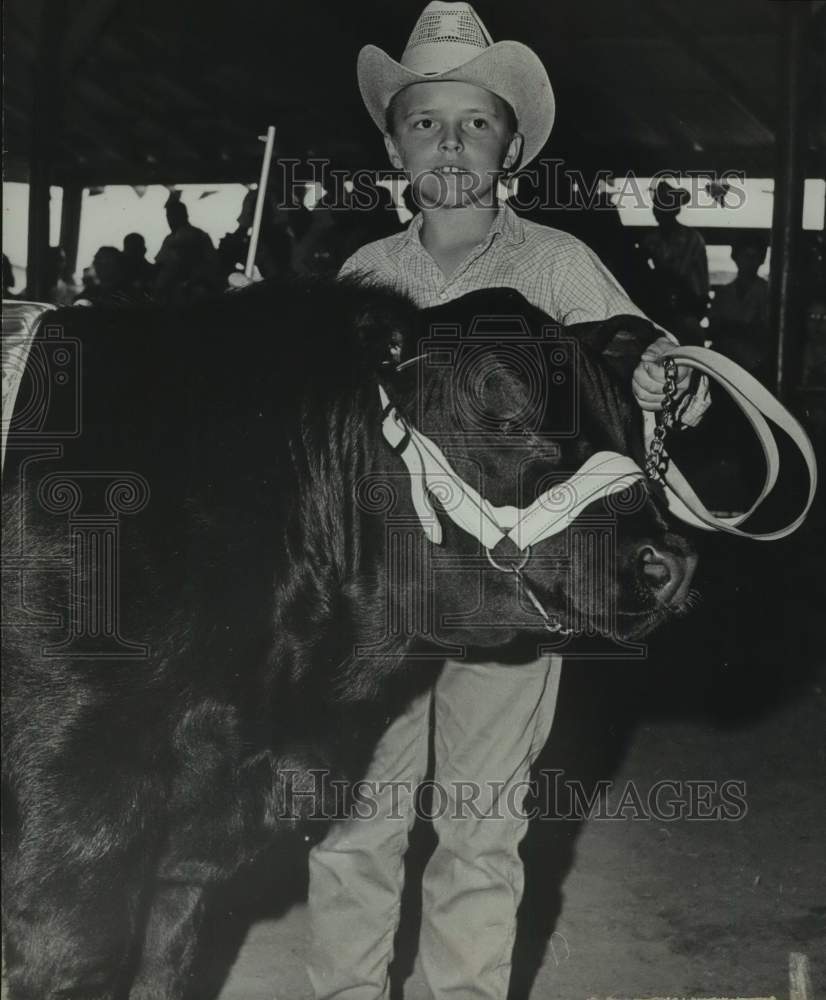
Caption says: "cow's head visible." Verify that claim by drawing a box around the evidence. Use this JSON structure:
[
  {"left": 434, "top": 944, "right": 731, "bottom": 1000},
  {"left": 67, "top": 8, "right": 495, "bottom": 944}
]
[{"left": 375, "top": 289, "right": 697, "bottom": 656}]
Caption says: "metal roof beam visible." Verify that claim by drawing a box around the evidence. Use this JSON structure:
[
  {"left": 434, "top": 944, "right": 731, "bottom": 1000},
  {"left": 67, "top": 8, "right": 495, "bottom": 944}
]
[
  {"left": 648, "top": 0, "right": 776, "bottom": 143},
  {"left": 59, "top": 0, "right": 122, "bottom": 77}
]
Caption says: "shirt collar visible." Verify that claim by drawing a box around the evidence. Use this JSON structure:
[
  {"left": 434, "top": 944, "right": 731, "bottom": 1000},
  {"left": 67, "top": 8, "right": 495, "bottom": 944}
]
[{"left": 391, "top": 201, "right": 526, "bottom": 256}]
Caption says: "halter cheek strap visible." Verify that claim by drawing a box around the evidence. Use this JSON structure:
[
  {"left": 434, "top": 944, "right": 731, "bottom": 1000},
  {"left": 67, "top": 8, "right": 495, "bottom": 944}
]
[{"left": 379, "top": 384, "right": 645, "bottom": 551}]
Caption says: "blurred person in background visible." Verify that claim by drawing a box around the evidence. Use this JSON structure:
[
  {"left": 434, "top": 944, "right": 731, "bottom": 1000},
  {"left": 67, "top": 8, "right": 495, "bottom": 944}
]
[
  {"left": 73, "top": 246, "right": 144, "bottom": 306},
  {"left": 219, "top": 187, "right": 296, "bottom": 285},
  {"left": 154, "top": 194, "right": 222, "bottom": 304},
  {"left": 641, "top": 179, "right": 709, "bottom": 341},
  {"left": 21, "top": 247, "right": 77, "bottom": 306},
  {"left": 579, "top": 186, "right": 652, "bottom": 306},
  {"left": 801, "top": 232, "right": 826, "bottom": 387},
  {"left": 708, "top": 233, "right": 770, "bottom": 378},
  {"left": 122, "top": 233, "right": 157, "bottom": 297}
]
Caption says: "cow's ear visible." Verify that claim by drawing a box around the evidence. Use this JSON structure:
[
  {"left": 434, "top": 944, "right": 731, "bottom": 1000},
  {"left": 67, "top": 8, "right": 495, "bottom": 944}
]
[
  {"left": 363, "top": 327, "right": 405, "bottom": 371},
  {"left": 387, "top": 329, "right": 404, "bottom": 365},
  {"left": 350, "top": 300, "right": 408, "bottom": 369}
]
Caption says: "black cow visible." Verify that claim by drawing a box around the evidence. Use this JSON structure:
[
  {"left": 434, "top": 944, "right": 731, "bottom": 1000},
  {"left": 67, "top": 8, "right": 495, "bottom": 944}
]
[{"left": 1, "top": 282, "right": 695, "bottom": 999}]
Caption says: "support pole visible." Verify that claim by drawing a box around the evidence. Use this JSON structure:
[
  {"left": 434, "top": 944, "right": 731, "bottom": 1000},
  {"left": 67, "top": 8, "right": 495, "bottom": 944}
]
[
  {"left": 245, "top": 126, "right": 277, "bottom": 279},
  {"left": 25, "top": 0, "right": 68, "bottom": 301},
  {"left": 59, "top": 183, "right": 84, "bottom": 280},
  {"left": 769, "top": 2, "right": 809, "bottom": 401}
]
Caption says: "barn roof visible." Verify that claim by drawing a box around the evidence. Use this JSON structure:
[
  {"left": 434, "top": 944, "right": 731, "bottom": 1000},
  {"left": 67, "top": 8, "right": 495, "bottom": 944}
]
[{"left": 5, "top": 0, "right": 825, "bottom": 187}]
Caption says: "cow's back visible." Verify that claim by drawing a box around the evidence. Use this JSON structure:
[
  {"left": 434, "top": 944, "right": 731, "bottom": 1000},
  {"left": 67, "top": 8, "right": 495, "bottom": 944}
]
[{"left": 2, "top": 279, "right": 414, "bottom": 780}]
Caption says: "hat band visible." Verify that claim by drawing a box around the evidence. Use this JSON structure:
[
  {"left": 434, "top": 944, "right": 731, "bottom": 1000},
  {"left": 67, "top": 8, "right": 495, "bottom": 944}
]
[{"left": 402, "top": 41, "right": 488, "bottom": 75}]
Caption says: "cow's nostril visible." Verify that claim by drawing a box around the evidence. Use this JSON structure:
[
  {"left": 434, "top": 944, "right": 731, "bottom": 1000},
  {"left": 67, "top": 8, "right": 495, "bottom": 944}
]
[{"left": 637, "top": 544, "right": 696, "bottom": 607}]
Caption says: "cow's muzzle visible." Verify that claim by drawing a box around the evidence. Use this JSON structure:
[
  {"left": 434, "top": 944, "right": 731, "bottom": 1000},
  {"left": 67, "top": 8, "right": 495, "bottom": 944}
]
[{"left": 638, "top": 543, "right": 698, "bottom": 608}]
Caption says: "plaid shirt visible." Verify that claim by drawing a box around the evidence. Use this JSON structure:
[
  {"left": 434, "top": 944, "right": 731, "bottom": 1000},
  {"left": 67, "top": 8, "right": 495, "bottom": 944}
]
[
  {"left": 339, "top": 201, "right": 709, "bottom": 424},
  {"left": 339, "top": 202, "right": 645, "bottom": 322}
]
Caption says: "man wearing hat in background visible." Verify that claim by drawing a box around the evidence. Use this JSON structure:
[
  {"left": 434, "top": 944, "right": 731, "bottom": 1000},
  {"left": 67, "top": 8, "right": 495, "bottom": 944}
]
[
  {"left": 307, "top": 5, "right": 707, "bottom": 998},
  {"left": 641, "top": 178, "right": 710, "bottom": 338}
]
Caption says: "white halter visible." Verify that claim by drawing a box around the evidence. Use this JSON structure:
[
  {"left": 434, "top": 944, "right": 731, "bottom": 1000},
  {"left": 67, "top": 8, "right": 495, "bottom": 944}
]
[
  {"left": 379, "top": 383, "right": 644, "bottom": 551},
  {"left": 379, "top": 345, "right": 817, "bottom": 549}
]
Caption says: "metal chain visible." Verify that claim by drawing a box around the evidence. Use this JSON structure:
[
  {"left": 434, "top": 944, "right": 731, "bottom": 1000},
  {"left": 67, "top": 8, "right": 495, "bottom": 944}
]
[
  {"left": 485, "top": 546, "right": 575, "bottom": 635},
  {"left": 511, "top": 563, "right": 575, "bottom": 635},
  {"left": 644, "top": 357, "right": 680, "bottom": 483}
]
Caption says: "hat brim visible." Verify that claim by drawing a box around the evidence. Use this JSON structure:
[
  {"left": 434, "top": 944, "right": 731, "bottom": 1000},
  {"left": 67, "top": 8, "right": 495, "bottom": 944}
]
[{"left": 357, "top": 41, "right": 554, "bottom": 168}]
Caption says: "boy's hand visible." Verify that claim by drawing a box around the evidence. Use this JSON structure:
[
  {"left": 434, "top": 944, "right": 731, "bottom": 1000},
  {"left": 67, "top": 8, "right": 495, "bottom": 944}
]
[
  {"left": 632, "top": 336, "right": 691, "bottom": 411},
  {"left": 227, "top": 271, "right": 259, "bottom": 290}
]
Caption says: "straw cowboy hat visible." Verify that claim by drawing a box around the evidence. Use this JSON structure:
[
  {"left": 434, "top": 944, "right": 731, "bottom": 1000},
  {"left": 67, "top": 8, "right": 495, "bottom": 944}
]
[{"left": 357, "top": 1, "right": 554, "bottom": 167}]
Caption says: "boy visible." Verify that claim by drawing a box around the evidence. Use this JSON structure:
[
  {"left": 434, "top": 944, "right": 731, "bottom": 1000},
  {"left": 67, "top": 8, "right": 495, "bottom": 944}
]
[{"left": 308, "top": 5, "right": 704, "bottom": 998}]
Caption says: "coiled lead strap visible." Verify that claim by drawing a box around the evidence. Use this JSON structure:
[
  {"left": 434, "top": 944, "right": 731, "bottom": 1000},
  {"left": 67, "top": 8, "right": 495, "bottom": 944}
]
[{"left": 644, "top": 346, "right": 817, "bottom": 540}]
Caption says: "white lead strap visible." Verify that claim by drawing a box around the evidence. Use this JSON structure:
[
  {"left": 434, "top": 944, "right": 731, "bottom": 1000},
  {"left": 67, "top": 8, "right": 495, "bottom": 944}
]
[{"left": 644, "top": 346, "right": 817, "bottom": 541}]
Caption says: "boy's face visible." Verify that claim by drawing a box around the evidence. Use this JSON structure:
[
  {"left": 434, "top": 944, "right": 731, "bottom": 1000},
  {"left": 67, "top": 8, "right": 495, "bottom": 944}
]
[{"left": 384, "top": 81, "right": 522, "bottom": 210}]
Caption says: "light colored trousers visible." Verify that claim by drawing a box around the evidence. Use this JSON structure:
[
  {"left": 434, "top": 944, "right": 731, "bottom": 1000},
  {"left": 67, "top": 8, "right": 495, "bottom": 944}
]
[{"left": 307, "top": 653, "right": 563, "bottom": 1000}]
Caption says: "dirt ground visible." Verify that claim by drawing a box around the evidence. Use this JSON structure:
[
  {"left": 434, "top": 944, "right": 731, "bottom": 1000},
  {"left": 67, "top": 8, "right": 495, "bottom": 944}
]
[
  {"left": 207, "top": 659, "right": 824, "bottom": 1000},
  {"left": 3, "top": 656, "right": 822, "bottom": 1000}
]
